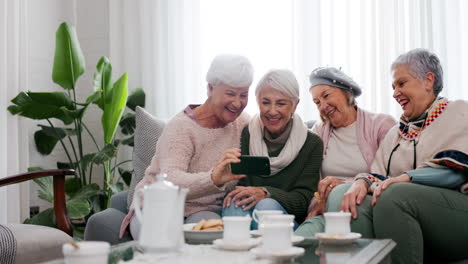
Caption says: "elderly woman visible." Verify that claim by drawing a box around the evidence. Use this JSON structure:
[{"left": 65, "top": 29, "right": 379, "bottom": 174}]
[
  {"left": 336, "top": 49, "right": 468, "bottom": 263},
  {"left": 119, "top": 54, "right": 254, "bottom": 240},
  {"left": 221, "top": 69, "right": 323, "bottom": 229},
  {"left": 295, "top": 67, "right": 395, "bottom": 237}
]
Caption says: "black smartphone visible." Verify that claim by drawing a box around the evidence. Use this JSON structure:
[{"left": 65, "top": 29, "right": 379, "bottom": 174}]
[{"left": 231, "top": 155, "right": 271, "bottom": 176}]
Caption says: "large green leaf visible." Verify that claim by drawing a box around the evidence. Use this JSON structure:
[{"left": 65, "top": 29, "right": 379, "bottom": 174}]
[
  {"left": 118, "top": 168, "right": 133, "bottom": 186},
  {"left": 65, "top": 177, "right": 81, "bottom": 197},
  {"left": 92, "top": 57, "right": 112, "bottom": 110},
  {"left": 119, "top": 113, "right": 135, "bottom": 135},
  {"left": 34, "top": 125, "right": 76, "bottom": 155},
  {"left": 23, "top": 208, "right": 55, "bottom": 227},
  {"left": 127, "top": 88, "right": 145, "bottom": 111},
  {"left": 70, "top": 183, "right": 100, "bottom": 200},
  {"left": 66, "top": 198, "right": 91, "bottom": 219},
  {"left": 80, "top": 144, "right": 117, "bottom": 170},
  {"left": 109, "top": 183, "right": 124, "bottom": 195},
  {"left": 52, "top": 22, "right": 85, "bottom": 90},
  {"left": 33, "top": 176, "right": 54, "bottom": 203},
  {"left": 8, "top": 92, "right": 75, "bottom": 124},
  {"left": 102, "top": 73, "right": 128, "bottom": 144},
  {"left": 34, "top": 130, "right": 59, "bottom": 155},
  {"left": 38, "top": 125, "right": 76, "bottom": 138}
]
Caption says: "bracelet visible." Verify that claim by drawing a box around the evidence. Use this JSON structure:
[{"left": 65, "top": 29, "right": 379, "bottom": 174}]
[{"left": 355, "top": 177, "right": 372, "bottom": 188}]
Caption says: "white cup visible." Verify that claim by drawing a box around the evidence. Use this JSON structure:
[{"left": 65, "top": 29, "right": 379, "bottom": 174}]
[
  {"left": 62, "top": 241, "right": 110, "bottom": 264},
  {"left": 252, "top": 209, "right": 283, "bottom": 234},
  {"left": 260, "top": 223, "right": 292, "bottom": 251},
  {"left": 324, "top": 212, "right": 351, "bottom": 235},
  {"left": 222, "top": 216, "right": 251, "bottom": 243},
  {"left": 263, "top": 214, "right": 295, "bottom": 237}
]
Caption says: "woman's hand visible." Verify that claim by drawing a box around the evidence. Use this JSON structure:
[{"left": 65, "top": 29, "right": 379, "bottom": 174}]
[
  {"left": 223, "top": 186, "right": 266, "bottom": 211},
  {"left": 340, "top": 180, "right": 368, "bottom": 219},
  {"left": 318, "top": 176, "right": 345, "bottom": 201},
  {"left": 371, "top": 174, "right": 410, "bottom": 206},
  {"left": 306, "top": 200, "right": 326, "bottom": 219},
  {"left": 211, "top": 148, "right": 246, "bottom": 186}
]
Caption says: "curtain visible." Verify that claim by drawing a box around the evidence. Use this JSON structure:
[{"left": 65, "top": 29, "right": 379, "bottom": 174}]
[
  {"left": 109, "top": 0, "right": 468, "bottom": 122},
  {"left": 0, "top": 0, "right": 28, "bottom": 224}
]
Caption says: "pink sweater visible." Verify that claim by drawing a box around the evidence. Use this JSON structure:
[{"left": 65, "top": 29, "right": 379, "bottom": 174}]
[
  {"left": 313, "top": 107, "right": 396, "bottom": 172},
  {"left": 119, "top": 108, "right": 249, "bottom": 237},
  {"left": 143, "top": 109, "right": 249, "bottom": 215}
]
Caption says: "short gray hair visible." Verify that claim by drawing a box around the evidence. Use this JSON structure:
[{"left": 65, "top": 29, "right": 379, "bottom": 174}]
[
  {"left": 255, "top": 69, "right": 300, "bottom": 105},
  {"left": 206, "top": 54, "right": 254, "bottom": 88},
  {"left": 391, "top": 48, "right": 443, "bottom": 96}
]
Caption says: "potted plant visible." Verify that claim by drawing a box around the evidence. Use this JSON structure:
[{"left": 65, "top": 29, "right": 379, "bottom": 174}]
[{"left": 7, "top": 22, "right": 144, "bottom": 238}]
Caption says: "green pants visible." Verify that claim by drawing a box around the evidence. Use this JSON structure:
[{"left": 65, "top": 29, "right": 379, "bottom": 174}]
[{"left": 296, "top": 183, "right": 468, "bottom": 264}]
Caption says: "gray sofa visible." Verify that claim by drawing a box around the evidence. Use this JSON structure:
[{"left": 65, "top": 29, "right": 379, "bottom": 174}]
[{"left": 84, "top": 106, "right": 165, "bottom": 244}]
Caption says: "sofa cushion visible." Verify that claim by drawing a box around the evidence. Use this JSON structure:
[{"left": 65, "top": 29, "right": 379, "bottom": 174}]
[
  {"left": 8, "top": 224, "right": 71, "bottom": 264},
  {"left": 127, "top": 106, "right": 165, "bottom": 208}
]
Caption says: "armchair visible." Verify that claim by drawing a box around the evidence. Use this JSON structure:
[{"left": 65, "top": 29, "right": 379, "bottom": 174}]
[{"left": 0, "top": 169, "right": 75, "bottom": 264}]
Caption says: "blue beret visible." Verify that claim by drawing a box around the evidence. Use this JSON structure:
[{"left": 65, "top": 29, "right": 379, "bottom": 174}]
[{"left": 309, "top": 67, "right": 362, "bottom": 97}]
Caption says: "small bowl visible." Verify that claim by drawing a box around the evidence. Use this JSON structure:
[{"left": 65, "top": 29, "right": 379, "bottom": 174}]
[{"left": 62, "top": 241, "right": 110, "bottom": 264}]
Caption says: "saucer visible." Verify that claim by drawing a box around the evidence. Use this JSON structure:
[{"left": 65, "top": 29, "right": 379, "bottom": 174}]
[
  {"left": 315, "top": 232, "right": 361, "bottom": 245},
  {"left": 213, "top": 238, "right": 261, "bottom": 251},
  {"left": 250, "top": 246, "right": 305, "bottom": 260},
  {"left": 250, "top": 231, "right": 304, "bottom": 245}
]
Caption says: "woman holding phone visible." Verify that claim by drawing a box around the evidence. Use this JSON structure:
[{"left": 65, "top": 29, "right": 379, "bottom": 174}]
[{"left": 222, "top": 69, "right": 323, "bottom": 229}]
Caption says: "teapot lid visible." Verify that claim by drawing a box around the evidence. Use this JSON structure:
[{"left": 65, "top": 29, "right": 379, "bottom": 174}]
[{"left": 146, "top": 173, "right": 178, "bottom": 190}]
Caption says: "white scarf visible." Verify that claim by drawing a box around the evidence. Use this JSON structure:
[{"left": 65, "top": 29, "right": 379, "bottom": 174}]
[{"left": 248, "top": 113, "right": 308, "bottom": 175}]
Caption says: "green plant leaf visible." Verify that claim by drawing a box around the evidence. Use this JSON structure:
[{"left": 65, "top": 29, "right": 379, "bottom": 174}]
[
  {"left": 127, "top": 88, "right": 145, "bottom": 111},
  {"left": 23, "top": 208, "right": 55, "bottom": 227},
  {"left": 119, "top": 113, "right": 135, "bottom": 135},
  {"left": 92, "top": 56, "right": 112, "bottom": 110},
  {"left": 102, "top": 73, "right": 128, "bottom": 144},
  {"left": 34, "top": 130, "right": 59, "bottom": 155},
  {"left": 70, "top": 183, "right": 100, "bottom": 200},
  {"left": 52, "top": 22, "right": 85, "bottom": 90},
  {"left": 90, "top": 192, "right": 108, "bottom": 213},
  {"left": 85, "top": 90, "right": 102, "bottom": 105},
  {"left": 28, "top": 167, "right": 44, "bottom": 172},
  {"left": 8, "top": 92, "right": 75, "bottom": 124},
  {"left": 80, "top": 144, "right": 117, "bottom": 169},
  {"left": 108, "top": 183, "right": 124, "bottom": 194},
  {"left": 120, "top": 135, "right": 134, "bottom": 147},
  {"left": 66, "top": 198, "right": 91, "bottom": 219},
  {"left": 65, "top": 178, "right": 81, "bottom": 197},
  {"left": 57, "top": 161, "right": 77, "bottom": 170},
  {"left": 33, "top": 176, "right": 54, "bottom": 203},
  {"left": 38, "top": 125, "right": 76, "bottom": 138},
  {"left": 118, "top": 168, "right": 133, "bottom": 186}
]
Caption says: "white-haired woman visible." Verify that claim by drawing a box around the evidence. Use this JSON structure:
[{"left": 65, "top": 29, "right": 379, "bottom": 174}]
[
  {"left": 222, "top": 69, "right": 323, "bottom": 229},
  {"left": 337, "top": 49, "right": 468, "bottom": 263},
  {"left": 119, "top": 54, "right": 254, "bottom": 239}
]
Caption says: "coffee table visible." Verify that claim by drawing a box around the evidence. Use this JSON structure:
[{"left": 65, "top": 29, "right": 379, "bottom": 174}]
[{"left": 41, "top": 238, "right": 395, "bottom": 264}]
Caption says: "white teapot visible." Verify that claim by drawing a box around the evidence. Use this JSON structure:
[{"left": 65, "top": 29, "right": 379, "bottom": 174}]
[{"left": 134, "top": 173, "right": 188, "bottom": 252}]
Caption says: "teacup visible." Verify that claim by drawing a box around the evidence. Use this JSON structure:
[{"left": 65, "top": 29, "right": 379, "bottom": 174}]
[
  {"left": 323, "top": 212, "right": 351, "bottom": 235},
  {"left": 222, "top": 216, "right": 251, "bottom": 243},
  {"left": 62, "top": 241, "right": 110, "bottom": 264},
  {"left": 252, "top": 209, "right": 283, "bottom": 233},
  {"left": 260, "top": 223, "right": 292, "bottom": 251},
  {"left": 263, "top": 214, "right": 295, "bottom": 236}
]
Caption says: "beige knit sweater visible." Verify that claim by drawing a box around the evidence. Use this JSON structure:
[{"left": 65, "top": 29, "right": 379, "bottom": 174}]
[{"left": 142, "top": 109, "right": 249, "bottom": 216}]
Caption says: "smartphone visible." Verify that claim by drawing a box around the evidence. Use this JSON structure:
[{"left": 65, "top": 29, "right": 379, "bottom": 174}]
[{"left": 231, "top": 155, "right": 271, "bottom": 176}]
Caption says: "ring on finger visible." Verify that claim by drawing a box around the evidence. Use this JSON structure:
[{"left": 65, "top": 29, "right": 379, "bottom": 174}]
[{"left": 328, "top": 184, "right": 334, "bottom": 189}]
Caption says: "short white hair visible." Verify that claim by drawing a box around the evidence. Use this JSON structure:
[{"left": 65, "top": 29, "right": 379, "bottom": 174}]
[
  {"left": 255, "top": 69, "right": 300, "bottom": 105},
  {"left": 206, "top": 54, "right": 254, "bottom": 88}
]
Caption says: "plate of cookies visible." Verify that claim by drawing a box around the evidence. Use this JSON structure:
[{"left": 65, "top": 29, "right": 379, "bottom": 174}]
[{"left": 183, "top": 219, "right": 224, "bottom": 244}]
